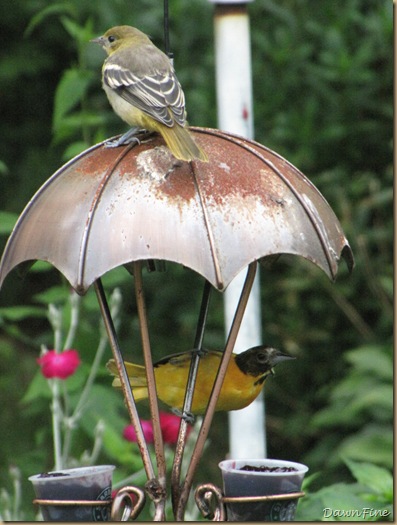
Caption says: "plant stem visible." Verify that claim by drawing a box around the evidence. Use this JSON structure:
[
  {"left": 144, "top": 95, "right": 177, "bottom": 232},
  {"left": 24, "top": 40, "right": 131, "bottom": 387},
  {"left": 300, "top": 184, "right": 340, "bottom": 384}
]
[
  {"left": 61, "top": 335, "right": 108, "bottom": 464},
  {"left": 51, "top": 378, "right": 63, "bottom": 470},
  {"left": 61, "top": 288, "right": 121, "bottom": 464},
  {"left": 63, "top": 291, "right": 81, "bottom": 350},
  {"left": 47, "top": 305, "right": 64, "bottom": 470}
]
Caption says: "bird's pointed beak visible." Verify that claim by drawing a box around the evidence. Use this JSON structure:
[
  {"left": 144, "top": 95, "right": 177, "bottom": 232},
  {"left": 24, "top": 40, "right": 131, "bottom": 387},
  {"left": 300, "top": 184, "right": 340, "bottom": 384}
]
[
  {"left": 271, "top": 352, "right": 295, "bottom": 367},
  {"left": 90, "top": 36, "right": 105, "bottom": 46}
]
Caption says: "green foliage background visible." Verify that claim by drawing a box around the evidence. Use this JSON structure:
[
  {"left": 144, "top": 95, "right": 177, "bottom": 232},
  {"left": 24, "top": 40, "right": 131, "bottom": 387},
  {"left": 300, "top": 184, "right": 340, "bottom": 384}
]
[{"left": 0, "top": 0, "right": 392, "bottom": 520}]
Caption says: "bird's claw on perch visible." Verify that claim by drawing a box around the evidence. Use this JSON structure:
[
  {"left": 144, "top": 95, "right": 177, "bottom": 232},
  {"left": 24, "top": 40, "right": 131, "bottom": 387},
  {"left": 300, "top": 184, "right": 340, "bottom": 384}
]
[
  {"left": 105, "top": 127, "right": 142, "bottom": 148},
  {"left": 171, "top": 407, "right": 196, "bottom": 424},
  {"left": 192, "top": 347, "right": 209, "bottom": 358}
]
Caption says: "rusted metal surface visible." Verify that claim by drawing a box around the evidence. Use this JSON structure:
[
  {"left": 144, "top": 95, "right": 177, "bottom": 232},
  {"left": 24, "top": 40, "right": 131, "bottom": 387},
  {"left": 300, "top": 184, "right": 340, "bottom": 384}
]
[{"left": 0, "top": 128, "right": 353, "bottom": 294}]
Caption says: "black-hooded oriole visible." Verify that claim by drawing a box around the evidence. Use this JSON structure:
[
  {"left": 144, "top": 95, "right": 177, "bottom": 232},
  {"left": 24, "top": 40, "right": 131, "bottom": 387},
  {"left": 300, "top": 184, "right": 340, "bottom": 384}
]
[{"left": 107, "top": 345, "right": 293, "bottom": 415}]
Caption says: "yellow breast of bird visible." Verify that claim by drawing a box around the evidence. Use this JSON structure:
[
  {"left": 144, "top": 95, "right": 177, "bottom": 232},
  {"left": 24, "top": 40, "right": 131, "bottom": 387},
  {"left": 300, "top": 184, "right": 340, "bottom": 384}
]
[
  {"left": 103, "top": 83, "right": 153, "bottom": 130},
  {"left": 154, "top": 352, "right": 263, "bottom": 415}
]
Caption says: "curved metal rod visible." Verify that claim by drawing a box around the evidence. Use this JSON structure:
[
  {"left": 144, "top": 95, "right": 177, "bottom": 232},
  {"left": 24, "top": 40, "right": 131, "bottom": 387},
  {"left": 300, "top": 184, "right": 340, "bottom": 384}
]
[
  {"left": 133, "top": 262, "right": 167, "bottom": 520},
  {"left": 190, "top": 157, "right": 224, "bottom": 289},
  {"left": 171, "top": 280, "right": 212, "bottom": 513},
  {"left": 195, "top": 483, "right": 225, "bottom": 521},
  {"left": 94, "top": 279, "right": 156, "bottom": 481},
  {"left": 222, "top": 491, "right": 306, "bottom": 503},
  {"left": 111, "top": 486, "right": 146, "bottom": 521},
  {"left": 175, "top": 262, "right": 257, "bottom": 520},
  {"left": 33, "top": 499, "right": 110, "bottom": 507},
  {"left": 78, "top": 145, "right": 134, "bottom": 287}
]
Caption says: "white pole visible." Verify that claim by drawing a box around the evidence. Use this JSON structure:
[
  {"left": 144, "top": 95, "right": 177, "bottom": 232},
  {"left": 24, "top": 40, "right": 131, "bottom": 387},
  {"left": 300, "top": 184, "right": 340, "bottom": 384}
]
[{"left": 209, "top": 0, "right": 266, "bottom": 459}]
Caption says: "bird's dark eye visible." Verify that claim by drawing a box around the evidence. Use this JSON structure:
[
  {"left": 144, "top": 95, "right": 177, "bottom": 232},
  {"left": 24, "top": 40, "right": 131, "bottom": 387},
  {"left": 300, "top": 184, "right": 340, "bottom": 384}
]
[
  {"left": 108, "top": 35, "right": 116, "bottom": 43},
  {"left": 257, "top": 352, "right": 267, "bottom": 362}
]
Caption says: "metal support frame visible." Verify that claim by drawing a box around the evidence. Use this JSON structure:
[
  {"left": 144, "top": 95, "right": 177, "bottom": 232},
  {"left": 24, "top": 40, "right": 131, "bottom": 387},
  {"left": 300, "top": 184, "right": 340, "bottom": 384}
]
[{"left": 94, "top": 262, "right": 257, "bottom": 520}]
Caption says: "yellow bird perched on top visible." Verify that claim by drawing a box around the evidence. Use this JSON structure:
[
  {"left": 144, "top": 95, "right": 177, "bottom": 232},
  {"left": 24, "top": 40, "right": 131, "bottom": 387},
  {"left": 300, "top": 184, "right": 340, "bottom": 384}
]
[{"left": 91, "top": 25, "right": 208, "bottom": 162}]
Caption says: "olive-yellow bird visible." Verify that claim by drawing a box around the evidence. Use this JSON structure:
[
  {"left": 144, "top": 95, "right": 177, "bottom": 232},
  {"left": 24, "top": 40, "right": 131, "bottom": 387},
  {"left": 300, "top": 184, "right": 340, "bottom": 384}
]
[
  {"left": 107, "top": 346, "right": 293, "bottom": 415},
  {"left": 91, "top": 25, "right": 207, "bottom": 162}
]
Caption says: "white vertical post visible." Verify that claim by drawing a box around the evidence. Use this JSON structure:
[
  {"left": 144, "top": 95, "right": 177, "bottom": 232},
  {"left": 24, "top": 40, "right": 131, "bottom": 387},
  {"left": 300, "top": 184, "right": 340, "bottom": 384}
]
[{"left": 209, "top": 0, "right": 266, "bottom": 459}]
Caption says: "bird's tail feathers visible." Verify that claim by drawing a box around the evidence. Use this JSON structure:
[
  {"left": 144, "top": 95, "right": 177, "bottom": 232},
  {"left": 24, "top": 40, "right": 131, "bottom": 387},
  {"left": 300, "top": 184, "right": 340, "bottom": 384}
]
[
  {"left": 106, "top": 359, "right": 147, "bottom": 389},
  {"left": 130, "top": 387, "right": 149, "bottom": 401},
  {"left": 162, "top": 124, "right": 208, "bottom": 162}
]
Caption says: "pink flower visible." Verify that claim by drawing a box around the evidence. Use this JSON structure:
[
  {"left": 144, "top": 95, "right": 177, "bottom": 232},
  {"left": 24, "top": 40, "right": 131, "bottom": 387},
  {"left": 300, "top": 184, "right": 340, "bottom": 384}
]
[
  {"left": 123, "top": 421, "right": 154, "bottom": 444},
  {"left": 37, "top": 349, "right": 81, "bottom": 379},
  {"left": 160, "top": 412, "right": 189, "bottom": 444},
  {"left": 122, "top": 413, "right": 191, "bottom": 446}
]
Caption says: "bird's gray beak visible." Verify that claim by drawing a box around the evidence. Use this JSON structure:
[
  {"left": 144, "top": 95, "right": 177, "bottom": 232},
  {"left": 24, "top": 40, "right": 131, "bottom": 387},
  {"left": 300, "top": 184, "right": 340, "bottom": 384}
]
[
  {"left": 270, "top": 353, "right": 295, "bottom": 370},
  {"left": 273, "top": 353, "right": 295, "bottom": 364},
  {"left": 90, "top": 36, "right": 105, "bottom": 46}
]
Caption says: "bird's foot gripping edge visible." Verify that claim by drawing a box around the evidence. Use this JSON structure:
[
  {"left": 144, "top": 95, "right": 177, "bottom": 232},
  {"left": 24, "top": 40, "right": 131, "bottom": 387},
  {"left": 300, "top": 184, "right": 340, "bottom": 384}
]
[
  {"left": 105, "top": 127, "right": 149, "bottom": 148},
  {"left": 172, "top": 407, "right": 196, "bottom": 425}
]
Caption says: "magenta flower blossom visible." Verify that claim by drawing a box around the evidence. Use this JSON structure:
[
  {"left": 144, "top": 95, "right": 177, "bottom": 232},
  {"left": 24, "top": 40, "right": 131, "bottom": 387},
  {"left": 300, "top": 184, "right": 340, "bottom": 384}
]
[
  {"left": 159, "top": 412, "right": 184, "bottom": 444},
  {"left": 37, "top": 349, "right": 81, "bottom": 379},
  {"left": 123, "top": 412, "right": 190, "bottom": 446},
  {"left": 123, "top": 421, "right": 154, "bottom": 444}
]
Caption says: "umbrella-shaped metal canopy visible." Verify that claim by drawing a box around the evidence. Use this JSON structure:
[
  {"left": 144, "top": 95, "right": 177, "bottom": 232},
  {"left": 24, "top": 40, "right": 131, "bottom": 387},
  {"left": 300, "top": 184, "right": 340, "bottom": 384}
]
[
  {"left": 0, "top": 128, "right": 353, "bottom": 293},
  {"left": 0, "top": 127, "right": 354, "bottom": 520}
]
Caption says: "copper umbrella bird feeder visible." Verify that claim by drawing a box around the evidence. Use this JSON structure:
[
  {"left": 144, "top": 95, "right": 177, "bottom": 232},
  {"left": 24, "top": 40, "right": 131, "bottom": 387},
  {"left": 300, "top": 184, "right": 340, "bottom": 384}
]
[{"left": 0, "top": 128, "right": 353, "bottom": 520}]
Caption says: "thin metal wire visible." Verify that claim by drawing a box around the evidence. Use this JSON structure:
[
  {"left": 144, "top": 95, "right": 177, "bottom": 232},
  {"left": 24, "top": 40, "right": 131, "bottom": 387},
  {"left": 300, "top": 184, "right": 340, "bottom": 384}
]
[
  {"left": 163, "top": 0, "right": 173, "bottom": 60},
  {"left": 171, "top": 280, "right": 212, "bottom": 513}
]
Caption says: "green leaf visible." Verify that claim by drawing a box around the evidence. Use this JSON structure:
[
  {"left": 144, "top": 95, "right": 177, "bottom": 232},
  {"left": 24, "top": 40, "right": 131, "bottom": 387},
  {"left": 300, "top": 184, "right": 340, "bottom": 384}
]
[
  {"left": 60, "top": 16, "right": 95, "bottom": 45},
  {"left": 0, "top": 305, "right": 47, "bottom": 321},
  {"left": 52, "top": 111, "right": 106, "bottom": 143},
  {"left": 33, "top": 285, "right": 71, "bottom": 306},
  {"left": 101, "top": 423, "right": 142, "bottom": 467},
  {"left": 53, "top": 69, "right": 93, "bottom": 131},
  {"left": 337, "top": 425, "right": 393, "bottom": 468},
  {"left": 344, "top": 459, "right": 393, "bottom": 499},
  {"left": 345, "top": 346, "right": 393, "bottom": 381},
  {"left": 21, "top": 371, "right": 51, "bottom": 404},
  {"left": 76, "top": 384, "right": 144, "bottom": 467},
  {"left": 24, "top": 3, "right": 77, "bottom": 37},
  {"left": 297, "top": 483, "right": 370, "bottom": 521}
]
